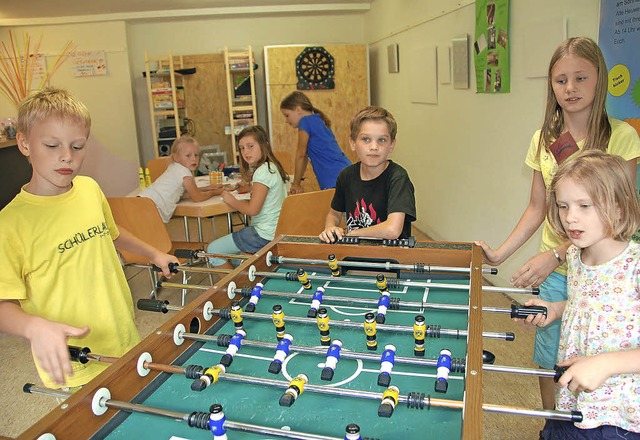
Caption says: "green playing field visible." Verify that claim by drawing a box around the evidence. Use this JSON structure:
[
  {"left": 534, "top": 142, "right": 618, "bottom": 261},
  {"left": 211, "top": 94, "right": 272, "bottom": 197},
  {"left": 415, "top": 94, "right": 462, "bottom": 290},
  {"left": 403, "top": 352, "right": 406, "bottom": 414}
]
[{"left": 104, "top": 268, "right": 475, "bottom": 439}]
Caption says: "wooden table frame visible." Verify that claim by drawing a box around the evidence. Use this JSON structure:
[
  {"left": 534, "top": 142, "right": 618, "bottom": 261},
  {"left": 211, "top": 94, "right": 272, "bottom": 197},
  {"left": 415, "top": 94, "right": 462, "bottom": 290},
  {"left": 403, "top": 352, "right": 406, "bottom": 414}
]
[
  {"left": 18, "top": 236, "right": 484, "bottom": 439},
  {"left": 173, "top": 196, "right": 248, "bottom": 242}
]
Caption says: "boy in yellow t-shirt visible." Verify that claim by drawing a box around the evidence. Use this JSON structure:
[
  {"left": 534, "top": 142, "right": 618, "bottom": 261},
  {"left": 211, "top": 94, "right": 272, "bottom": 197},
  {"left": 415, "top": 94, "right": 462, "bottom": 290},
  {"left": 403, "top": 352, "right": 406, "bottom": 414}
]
[{"left": 0, "top": 87, "right": 178, "bottom": 389}]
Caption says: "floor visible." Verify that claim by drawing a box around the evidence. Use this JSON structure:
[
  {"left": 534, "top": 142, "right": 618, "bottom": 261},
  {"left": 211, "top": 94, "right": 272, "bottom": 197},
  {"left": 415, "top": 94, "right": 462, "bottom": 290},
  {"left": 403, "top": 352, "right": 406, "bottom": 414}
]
[{"left": 0, "top": 225, "right": 544, "bottom": 439}]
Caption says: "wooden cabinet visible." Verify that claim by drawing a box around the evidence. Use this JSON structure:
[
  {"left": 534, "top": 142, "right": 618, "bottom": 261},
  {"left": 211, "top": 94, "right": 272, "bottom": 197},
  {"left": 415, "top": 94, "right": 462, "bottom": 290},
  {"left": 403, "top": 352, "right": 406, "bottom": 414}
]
[
  {"left": 224, "top": 46, "right": 258, "bottom": 164},
  {"left": 0, "top": 140, "right": 31, "bottom": 210},
  {"left": 144, "top": 50, "right": 192, "bottom": 157}
]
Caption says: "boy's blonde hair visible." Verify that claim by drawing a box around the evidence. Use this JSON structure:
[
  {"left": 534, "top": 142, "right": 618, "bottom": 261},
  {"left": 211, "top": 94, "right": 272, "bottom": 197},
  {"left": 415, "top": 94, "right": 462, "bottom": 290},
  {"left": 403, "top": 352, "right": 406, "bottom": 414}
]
[
  {"left": 539, "top": 37, "right": 610, "bottom": 154},
  {"left": 350, "top": 106, "right": 397, "bottom": 141},
  {"left": 237, "top": 125, "right": 288, "bottom": 183},
  {"left": 171, "top": 135, "right": 199, "bottom": 155},
  {"left": 547, "top": 150, "right": 640, "bottom": 241},
  {"left": 17, "top": 87, "right": 91, "bottom": 137}
]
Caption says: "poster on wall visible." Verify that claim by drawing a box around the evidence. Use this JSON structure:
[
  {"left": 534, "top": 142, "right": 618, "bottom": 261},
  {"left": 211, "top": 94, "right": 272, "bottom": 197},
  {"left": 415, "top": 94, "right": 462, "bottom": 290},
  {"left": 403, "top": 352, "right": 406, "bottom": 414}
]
[
  {"left": 473, "top": 0, "right": 510, "bottom": 94},
  {"left": 26, "top": 53, "right": 47, "bottom": 89},
  {"left": 599, "top": 1, "right": 640, "bottom": 241},
  {"left": 70, "top": 50, "right": 107, "bottom": 77}
]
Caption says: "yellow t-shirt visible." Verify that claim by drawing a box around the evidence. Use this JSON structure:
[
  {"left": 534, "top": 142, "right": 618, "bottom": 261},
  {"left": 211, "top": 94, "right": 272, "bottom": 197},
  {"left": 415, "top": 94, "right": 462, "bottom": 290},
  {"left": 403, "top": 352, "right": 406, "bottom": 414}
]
[
  {"left": 0, "top": 176, "right": 140, "bottom": 388},
  {"left": 525, "top": 118, "right": 640, "bottom": 275}
]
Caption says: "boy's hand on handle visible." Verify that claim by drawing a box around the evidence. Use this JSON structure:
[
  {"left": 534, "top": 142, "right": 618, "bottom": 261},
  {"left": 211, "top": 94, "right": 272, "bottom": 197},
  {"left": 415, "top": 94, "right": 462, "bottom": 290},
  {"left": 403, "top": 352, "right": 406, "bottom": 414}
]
[
  {"left": 319, "top": 227, "right": 345, "bottom": 243},
  {"left": 27, "top": 317, "right": 90, "bottom": 386},
  {"left": 510, "top": 250, "right": 557, "bottom": 288},
  {"left": 473, "top": 241, "right": 504, "bottom": 266},
  {"left": 289, "top": 183, "right": 304, "bottom": 195},
  {"left": 150, "top": 251, "right": 179, "bottom": 278},
  {"left": 556, "top": 355, "right": 612, "bottom": 393}
]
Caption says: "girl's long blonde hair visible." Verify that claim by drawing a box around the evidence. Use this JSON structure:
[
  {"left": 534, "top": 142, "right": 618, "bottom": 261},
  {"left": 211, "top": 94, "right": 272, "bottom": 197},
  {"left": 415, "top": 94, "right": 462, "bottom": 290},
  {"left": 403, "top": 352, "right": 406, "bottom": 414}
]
[
  {"left": 237, "top": 125, "right": 288, "bottom": 183},
  {"left": 538, "top": 37, "right": 611, "bottom": 154}
]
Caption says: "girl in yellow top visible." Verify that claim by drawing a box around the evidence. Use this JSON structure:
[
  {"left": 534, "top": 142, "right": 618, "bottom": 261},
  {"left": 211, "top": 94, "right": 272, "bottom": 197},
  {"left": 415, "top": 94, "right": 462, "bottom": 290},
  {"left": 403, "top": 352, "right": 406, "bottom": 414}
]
[{"left": 475, "top": 37, "right": 640, "bottom": 409}]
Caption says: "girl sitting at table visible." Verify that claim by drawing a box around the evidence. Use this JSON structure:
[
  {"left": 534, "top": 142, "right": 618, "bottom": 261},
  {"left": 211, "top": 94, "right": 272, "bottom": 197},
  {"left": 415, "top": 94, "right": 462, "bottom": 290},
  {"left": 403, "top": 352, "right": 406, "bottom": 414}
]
[
  {"left": 140, "top": 135, "right": 223, "bottom": 223},
  {"left": 207, "top": 125, "right": 288, "bottom": 267}
]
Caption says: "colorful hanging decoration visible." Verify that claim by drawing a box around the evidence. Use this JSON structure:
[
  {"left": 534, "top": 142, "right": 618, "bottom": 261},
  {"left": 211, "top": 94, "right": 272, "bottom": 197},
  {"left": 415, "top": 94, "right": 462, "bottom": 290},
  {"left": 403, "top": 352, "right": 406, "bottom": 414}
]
[{"left": 0, "top": 31, "right": 75, "bottom": 108}]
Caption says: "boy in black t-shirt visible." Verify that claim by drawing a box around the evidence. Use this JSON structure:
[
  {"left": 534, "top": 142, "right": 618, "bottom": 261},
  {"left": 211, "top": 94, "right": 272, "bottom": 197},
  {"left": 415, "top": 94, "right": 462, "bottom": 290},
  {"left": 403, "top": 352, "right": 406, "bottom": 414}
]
[{"left": 319, "top": 106, "right": 416, "bottom": 243}]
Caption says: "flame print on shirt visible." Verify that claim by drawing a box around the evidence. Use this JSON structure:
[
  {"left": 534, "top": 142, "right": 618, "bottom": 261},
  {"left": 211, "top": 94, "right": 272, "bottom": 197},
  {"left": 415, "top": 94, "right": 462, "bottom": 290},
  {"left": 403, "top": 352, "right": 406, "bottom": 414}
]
[{"left": 346, "top": 199, "right": 380, "bottom": 231}]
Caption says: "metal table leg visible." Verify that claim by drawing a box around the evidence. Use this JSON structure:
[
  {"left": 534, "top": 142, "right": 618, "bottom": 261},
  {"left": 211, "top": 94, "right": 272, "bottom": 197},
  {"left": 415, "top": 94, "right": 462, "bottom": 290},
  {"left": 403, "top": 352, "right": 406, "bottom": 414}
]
[
  {"left": 182, "top": 216, "right": 190, "bottom": 242},
  {"left": 197, "top": 218, "right": 203, "bottom": 242}
]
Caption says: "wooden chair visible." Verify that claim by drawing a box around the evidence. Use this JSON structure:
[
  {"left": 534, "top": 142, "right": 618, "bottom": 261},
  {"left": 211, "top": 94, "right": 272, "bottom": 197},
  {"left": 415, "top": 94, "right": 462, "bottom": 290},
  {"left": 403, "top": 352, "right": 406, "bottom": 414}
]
[
  {"left": 275, "top": 189, "right": 336, "bottom": 236},
  {"left": 146, "top": 156, "right": 172, "bottom": 182},
  {"left": 108, "top": 196, "right": 207, "bottom": 305}
]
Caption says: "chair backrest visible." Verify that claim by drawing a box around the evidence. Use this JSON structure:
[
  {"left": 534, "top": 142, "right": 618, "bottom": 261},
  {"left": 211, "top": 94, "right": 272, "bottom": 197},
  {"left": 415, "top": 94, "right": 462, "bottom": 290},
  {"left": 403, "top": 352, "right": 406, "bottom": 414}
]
[
  {"left": 107, "top": 197, "right": 172, "bottom": 264},
  {"left": 147, "top": 156, "right": 172, "bottom": 183},
  {"left": 275, "top": 189, "right": 335, "bottom": 236}
]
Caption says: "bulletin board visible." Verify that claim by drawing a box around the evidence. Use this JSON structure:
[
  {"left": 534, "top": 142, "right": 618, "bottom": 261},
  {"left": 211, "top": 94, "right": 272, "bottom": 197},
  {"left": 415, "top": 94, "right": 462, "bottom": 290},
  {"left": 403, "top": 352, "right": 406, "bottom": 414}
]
[{"left": 265, "top": 44, "right": 369, "bottom": 192}]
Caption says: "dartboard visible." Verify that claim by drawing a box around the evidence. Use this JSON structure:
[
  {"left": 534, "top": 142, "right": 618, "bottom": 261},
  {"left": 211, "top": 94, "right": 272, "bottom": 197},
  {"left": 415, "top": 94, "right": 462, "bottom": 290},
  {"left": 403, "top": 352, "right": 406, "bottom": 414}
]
[{"left": 296, "top": 46, "right": 335, "bottom": 90}]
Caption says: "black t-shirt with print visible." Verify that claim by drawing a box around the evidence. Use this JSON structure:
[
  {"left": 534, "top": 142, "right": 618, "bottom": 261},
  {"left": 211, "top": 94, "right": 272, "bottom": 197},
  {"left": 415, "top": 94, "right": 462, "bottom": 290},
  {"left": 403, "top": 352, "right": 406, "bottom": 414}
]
[{"left": 331, "top": 161, "right": 416, "bottom": 238}]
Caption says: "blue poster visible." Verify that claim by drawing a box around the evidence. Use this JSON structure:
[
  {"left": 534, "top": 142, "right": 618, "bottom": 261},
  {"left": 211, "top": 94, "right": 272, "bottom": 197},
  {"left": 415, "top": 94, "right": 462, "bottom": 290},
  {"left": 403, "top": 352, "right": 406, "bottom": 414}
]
[
  {"left": 599, "top": 1, "right": 640, "bottom": 241},
  {"left": 599, "top": 1, "right": 640, "bottom": 121}
]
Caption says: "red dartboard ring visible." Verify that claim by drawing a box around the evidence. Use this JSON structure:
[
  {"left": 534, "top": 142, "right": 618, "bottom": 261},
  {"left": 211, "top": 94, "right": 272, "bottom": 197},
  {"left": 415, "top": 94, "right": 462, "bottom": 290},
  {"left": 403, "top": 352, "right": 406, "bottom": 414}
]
[{"left": 296, "top": 46, "right": 335, "bottom": 90}]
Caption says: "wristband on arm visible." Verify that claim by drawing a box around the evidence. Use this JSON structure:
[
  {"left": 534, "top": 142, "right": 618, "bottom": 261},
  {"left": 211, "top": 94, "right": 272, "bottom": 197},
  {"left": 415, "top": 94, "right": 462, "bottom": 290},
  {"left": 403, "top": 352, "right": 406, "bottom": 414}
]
[{"left": 552, "top": 248, "right": 563, "bottom": 264}]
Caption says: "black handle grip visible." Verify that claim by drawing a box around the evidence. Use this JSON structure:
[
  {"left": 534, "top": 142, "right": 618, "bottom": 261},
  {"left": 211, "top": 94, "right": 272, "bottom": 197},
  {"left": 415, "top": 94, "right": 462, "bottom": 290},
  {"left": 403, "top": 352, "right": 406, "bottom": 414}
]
[
  {"left": 23, "top": 383, "right": 35, "bottom": 394},
  {"left": 531, "top": 287, "right": 540, "bottom": 295},
  {"left": 68, "top": 345, "right": 91, "bottom": 364},
  {"left": 482, "top": 350, "right": 496, "bottom": 365},
  {"left": 137, "top": 298, "right": 169, "bottom": 313},
  {"left": 511, "top": 304, "right": 547, "bottom": 319},
  {"left": 554, "top": 365, "right": 568, "bottom": 383},
  {"left": 174, "top": 249, "right": 200, "bottom": 259},
  {"left": 152, "top": 262, "right": 179, "bottom": 273},
  {"left": 570, "top": 410, "right": 583, "bottom": 423}
]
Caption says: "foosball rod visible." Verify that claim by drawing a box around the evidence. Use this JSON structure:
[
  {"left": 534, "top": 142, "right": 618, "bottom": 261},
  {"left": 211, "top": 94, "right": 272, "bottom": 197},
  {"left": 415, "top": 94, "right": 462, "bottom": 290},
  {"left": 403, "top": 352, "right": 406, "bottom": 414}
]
[
  {"left": 229, "top": 284, "right": 546, "bottom": 318},
  {"left": 174, "top": 332, "right": 474, "bottom": 370},
  {"left": 265, "top": 251, "right": 498, "bottom": 275},
  {"left": 175, "top": 249, "right": 253, "bottom": 261},
  {"left": 176, "top": 332, "right": 563, "bottom": 379},
  {"left": 23, "top": 384, "right": 345, "bottom": 440},
  {"left": 68, "top": 343, "right": 567, "bottom": 392},
  {"left": 137, "top": 299, "right": 514, "bottom": 341},
  {"left": 131, "top": 355, "right": 583, "bottom": 423},
  {"left": 155, "top": 281, "right": 542, "bottom": 319},
  {"left": 154, "top": 263, "right": 232, "bottom": 276},
  {"left": 247, "top": 266, "right": 539, "bottom": 296}
]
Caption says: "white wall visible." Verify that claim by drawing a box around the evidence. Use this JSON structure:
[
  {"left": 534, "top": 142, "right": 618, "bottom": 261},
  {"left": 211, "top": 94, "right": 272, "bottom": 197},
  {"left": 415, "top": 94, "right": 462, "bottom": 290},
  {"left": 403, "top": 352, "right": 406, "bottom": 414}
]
[
  {"left": 0, "top": 22, "right": 140, "bottom": 196},
  {"left": 127, "top": 13, "right": 366, "bottom": 164},
  {"left": 1, "top": 13, "right": 365, "bottom": 195},
  {"left": 1, "top": 2, "right": 605, "bottom": 286},
  {"left": 364, "top": 0, "right": 600, "bottom": 285}
]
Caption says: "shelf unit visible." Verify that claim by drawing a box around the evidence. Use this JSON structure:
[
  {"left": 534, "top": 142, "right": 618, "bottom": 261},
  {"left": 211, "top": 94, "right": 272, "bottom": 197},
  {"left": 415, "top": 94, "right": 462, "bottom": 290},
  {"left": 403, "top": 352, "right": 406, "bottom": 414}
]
[
  {"left": 224, "top": 46, "right": 258, "bottom": 164},
  {"left": 144, "top": 50, "right": 188, "bottom": 158}
]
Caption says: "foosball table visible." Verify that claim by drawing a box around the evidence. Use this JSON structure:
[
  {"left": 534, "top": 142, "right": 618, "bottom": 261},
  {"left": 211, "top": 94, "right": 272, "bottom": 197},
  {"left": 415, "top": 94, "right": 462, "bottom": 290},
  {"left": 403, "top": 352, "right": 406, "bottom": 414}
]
[{"left": 19, "top": 236, "right": 580, "bottom": 440}]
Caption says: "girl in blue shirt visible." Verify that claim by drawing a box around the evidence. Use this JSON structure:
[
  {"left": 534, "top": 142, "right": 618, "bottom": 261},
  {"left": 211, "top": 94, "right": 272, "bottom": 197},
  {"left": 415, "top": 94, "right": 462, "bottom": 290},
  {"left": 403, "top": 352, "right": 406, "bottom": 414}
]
[{"left": 280, "top": 91, "right": 351, "bottom": 193}]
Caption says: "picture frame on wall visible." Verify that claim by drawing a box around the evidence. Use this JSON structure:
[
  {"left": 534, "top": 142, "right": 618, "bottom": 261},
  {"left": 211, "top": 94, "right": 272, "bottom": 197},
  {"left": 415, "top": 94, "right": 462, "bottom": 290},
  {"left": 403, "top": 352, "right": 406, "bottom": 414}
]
[{"left": 387, "top": 43, "right": 399, "bottom": 73}]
